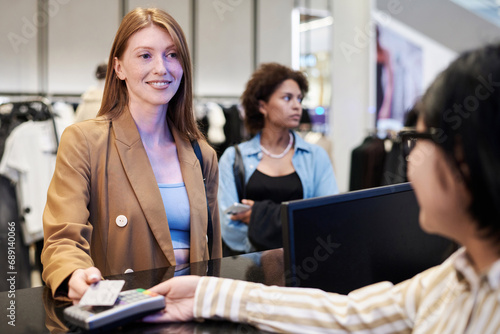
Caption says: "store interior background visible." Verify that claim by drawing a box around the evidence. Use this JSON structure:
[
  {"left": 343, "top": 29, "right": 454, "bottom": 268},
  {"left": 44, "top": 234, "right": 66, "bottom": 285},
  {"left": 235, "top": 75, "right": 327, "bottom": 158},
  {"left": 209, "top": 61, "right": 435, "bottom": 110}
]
[
  {"left": 3, "top": 0, "right": 500, "bottom": 192},
  {"left": 2, "top": 0, "right": 500, "bottom": 289}
]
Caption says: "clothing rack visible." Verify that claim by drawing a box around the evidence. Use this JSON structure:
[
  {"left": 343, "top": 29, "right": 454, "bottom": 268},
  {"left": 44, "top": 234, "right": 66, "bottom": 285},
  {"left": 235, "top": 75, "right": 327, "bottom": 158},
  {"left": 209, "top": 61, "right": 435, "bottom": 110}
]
[
  {"left": 194, "top": 96, "right": 241, "bottom": 108},
  {"left": 0, "top": 96, "right": 65, "bottom": 288},
  {"left": 0, "top": 97, "right": 59, "bottom": 155},
  {"left": 350, "top": 127, "right": 411, "bottom": 191}
]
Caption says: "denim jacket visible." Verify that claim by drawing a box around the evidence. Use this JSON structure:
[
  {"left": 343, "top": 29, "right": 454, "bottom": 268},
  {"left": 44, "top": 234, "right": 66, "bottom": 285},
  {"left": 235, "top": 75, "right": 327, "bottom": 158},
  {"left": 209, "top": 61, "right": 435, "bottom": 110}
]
[{"left": 218, "top": 131, "right": 339, "bottom": 252}]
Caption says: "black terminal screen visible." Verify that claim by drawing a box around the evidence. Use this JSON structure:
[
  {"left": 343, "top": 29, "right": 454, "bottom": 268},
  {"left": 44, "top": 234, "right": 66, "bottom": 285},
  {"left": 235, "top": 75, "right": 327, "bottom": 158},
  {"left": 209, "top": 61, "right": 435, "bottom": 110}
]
[{"left": 282, "top": 183, "right": 453, "bottom": 295}]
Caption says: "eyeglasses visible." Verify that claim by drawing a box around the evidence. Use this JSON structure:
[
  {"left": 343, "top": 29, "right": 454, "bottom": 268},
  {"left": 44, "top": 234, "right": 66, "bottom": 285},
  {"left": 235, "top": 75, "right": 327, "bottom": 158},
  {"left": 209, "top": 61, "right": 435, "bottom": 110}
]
[{"left": 398, "top": 127, "right": 440, "bottom": 161}]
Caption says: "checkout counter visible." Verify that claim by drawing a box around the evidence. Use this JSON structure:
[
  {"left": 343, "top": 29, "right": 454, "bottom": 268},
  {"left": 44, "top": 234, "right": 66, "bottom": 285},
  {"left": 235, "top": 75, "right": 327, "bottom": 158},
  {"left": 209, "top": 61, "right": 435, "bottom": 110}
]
[{"left": 0, "top": 250, "right": 284, "bottom": 333}]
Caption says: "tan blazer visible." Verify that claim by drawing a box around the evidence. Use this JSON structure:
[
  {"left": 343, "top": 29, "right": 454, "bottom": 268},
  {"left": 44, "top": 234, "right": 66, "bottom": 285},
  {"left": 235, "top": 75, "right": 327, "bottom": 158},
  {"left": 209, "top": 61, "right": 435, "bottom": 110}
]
[{"left": 41, "top": 109, "right": 221, "bottom": 298}]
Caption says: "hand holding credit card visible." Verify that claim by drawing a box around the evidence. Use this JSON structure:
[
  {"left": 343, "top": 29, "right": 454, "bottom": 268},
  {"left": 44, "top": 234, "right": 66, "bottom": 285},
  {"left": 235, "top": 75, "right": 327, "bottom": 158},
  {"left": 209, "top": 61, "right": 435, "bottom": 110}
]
[{"left": 79, "top": 280, "right": 125, "bottom": 306}]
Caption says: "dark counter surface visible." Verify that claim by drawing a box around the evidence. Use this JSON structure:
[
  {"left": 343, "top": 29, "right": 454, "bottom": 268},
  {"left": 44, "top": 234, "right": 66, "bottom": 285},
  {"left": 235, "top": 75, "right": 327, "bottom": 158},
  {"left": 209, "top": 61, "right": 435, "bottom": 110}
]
[{"left": 1, "top": 249, "right": 285, "bottom": 334}]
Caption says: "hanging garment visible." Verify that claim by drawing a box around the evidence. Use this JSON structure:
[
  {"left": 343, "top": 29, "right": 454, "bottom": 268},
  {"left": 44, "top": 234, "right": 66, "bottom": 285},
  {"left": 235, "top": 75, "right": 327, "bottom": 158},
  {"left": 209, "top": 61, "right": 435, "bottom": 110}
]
[
  {"left": 0, "top": 118, "right": 69, "bottom": 245},
  {"left": 206, "top": 102, "right": 226, "bottom": 145},
  {"left": 349, "top": 136, "right": 387, "bottom": 191},
  {"left": 0, "top": 175, "right": 31, "bottom": 290}
]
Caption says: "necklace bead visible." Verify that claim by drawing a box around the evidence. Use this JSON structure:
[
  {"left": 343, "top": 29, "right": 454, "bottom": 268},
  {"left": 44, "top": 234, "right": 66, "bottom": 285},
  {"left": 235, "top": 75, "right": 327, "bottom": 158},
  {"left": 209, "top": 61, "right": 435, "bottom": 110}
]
[{"left": 260, "top": 132, "right": 294, "bottom": 159}]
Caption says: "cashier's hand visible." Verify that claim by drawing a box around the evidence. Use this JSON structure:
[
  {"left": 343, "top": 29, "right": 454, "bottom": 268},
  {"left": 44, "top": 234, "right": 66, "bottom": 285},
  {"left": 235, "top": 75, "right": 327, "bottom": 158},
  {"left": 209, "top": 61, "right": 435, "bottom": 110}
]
[
  {"left": 68, "top": 267, "right": 102, "bottom": 303},
  {"left": 143, "top": 276, "right": 202, "bottom": 322},
  {"left": 230, "top": 199, "right": 254, "bottom": 224}
]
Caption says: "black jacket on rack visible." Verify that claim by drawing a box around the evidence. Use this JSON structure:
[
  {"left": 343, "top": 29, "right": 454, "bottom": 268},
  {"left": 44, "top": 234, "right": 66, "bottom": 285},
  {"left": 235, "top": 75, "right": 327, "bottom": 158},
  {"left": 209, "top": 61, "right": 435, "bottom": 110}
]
[
  {"left": 0, "top": 175, "right": 31, "bottom": 291},
  {"left": 381, "top": 141, "right": 408, "bottom": 186},
  {"left": 222, "top": 104, "right": 244, "bottom": 151},
  {"left": 349, "top": 136, "right": 387, "bottom": 191}
]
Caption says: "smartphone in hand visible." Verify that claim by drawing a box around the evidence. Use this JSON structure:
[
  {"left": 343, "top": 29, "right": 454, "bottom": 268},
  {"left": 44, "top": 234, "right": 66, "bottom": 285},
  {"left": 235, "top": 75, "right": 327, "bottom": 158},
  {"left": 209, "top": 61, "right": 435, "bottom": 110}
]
[{"left": 224, "top": 202, "right": 251, "bottom": 215}]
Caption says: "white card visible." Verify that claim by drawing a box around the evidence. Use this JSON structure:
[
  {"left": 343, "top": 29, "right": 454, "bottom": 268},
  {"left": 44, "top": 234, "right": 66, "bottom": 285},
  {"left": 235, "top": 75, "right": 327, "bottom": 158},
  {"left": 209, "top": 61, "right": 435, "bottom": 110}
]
[{"left": 79, "top": 280, "right": 125, "bottom": 306}]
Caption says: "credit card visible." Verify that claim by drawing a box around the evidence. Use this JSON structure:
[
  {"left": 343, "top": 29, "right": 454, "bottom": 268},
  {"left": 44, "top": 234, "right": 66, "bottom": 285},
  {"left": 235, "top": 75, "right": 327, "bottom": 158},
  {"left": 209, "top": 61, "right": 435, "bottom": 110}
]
[{"left": 79, "top": 280, "right": 125, "bottom": 306}]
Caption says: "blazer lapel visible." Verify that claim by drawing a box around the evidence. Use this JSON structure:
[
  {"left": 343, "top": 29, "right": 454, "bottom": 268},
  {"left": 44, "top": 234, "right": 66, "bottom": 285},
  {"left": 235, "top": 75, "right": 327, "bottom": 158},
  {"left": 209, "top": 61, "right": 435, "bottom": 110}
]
[{"left": 111, "top": 109, "right": 176, "bottom": 266}]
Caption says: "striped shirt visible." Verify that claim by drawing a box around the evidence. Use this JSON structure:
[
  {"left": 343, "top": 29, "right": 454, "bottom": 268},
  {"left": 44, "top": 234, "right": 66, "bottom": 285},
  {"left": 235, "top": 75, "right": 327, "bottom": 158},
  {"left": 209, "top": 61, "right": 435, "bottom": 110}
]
[{"left": 193, "top": 248, "right": 500, "bottom": 333}]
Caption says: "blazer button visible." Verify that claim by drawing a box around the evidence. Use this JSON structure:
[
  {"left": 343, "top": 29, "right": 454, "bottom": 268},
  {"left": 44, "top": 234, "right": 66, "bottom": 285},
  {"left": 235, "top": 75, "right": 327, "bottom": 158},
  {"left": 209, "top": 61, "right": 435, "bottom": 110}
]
[
  {"left": 116, "top": 215, "right": 128, "bottom": 227},
  {"left": 124, "top": 268, "right": 134, "bottom": 274}
]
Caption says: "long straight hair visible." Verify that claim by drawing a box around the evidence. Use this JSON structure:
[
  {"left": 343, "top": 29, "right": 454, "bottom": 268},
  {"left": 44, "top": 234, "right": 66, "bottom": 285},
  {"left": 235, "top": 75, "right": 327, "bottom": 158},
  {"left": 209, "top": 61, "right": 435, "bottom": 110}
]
[{"left": 98, "top": 8, "right": 203, "bottom": 141}]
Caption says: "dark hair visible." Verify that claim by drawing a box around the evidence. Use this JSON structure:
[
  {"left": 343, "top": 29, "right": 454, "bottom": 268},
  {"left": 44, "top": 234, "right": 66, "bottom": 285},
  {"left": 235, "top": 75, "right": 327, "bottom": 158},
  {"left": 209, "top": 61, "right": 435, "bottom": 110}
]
[
  {"left": 95, "top": 63, "right": 107, "bottom": 80},
  {"left": 403, "top": 105, "right": 419, "bottom": 127},
  {"left": 241, "top": 63, "right": 308, "bottom": 135},
  {"left": 98, "top": 8, "right": 202, "bottom": 141},
  {"left": 418, "top": 43, "right": 500, "bottom": 241}
]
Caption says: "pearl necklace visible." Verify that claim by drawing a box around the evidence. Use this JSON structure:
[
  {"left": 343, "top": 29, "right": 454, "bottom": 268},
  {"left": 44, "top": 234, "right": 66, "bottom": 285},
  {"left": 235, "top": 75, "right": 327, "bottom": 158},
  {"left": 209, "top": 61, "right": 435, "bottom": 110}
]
[{"left": 260, "top": 132, "right": 294, "bottom": 159}]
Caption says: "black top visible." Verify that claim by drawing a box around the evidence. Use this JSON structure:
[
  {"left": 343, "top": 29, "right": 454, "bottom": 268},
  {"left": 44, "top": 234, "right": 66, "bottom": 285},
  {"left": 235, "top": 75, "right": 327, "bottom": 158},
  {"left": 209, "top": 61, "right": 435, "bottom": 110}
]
[{"left": 246, "top": 169, "right": 303, "bottom": 203}]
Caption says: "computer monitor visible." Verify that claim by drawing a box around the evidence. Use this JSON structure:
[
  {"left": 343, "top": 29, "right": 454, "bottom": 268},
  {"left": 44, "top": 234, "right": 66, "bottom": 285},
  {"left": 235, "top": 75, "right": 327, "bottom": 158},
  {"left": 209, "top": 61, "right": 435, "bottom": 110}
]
[{"left": 281, "top": 182, "right": 453, "bottom": 295}]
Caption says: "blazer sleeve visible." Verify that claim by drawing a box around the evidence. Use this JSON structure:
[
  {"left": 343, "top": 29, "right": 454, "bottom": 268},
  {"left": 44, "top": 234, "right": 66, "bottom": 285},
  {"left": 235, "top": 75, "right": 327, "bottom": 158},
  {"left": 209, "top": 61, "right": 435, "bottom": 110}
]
[{"left": 41, "top": 125, "right": 95, "bottom": 299}]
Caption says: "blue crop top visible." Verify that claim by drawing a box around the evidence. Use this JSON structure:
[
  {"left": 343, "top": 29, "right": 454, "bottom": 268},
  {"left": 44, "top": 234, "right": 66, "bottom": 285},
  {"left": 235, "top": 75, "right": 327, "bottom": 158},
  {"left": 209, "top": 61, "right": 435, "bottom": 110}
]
[{"left": 158, "top": 183, "right": 190, "bottom": 249}]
